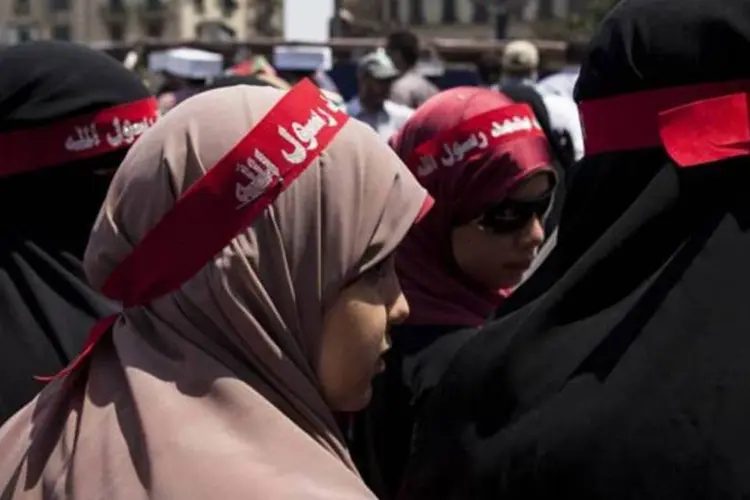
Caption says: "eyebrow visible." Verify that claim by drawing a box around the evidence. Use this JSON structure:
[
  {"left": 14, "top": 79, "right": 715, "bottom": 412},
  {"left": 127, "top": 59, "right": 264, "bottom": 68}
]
[{"left": 504, "top": 188, "right": 554, "bottom": 203}]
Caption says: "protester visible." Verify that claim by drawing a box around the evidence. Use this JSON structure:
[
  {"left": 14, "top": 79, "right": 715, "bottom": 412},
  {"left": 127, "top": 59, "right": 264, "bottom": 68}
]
[
  {"left": 351, "top": 87, "right": 555, "bottom": 499},
  {"left": 497, "top": 39, "right": 584, "bottom": 161},
  {"left": 401, "top": 0, "right": 750, "bottom": 498},
  {"left": 536, "top": 39, "right": 587, "bottom": 99},
  {"left": 347, "top": 50, "right": 413, "bottom": 140},
  {"left": 386, "top": 30, "right": 439, "bottom": 109},
  {"left": 500, "top": 40, "right": 541, "bottom": 83},
  {"left": 149, "top": 47, "right": 224, "bottom": 113},
  {"left": 0, "top": 41, "right": 157, "bottom": 425},
  {"left": 0, "top": 81, "right": 432, "bottom": 499},
  {"left": 272, "top": 45, "right": 344, "bottom": 104}
]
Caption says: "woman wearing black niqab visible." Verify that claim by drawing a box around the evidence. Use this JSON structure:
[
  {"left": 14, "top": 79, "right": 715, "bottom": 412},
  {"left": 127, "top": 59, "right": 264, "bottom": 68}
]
[
  {"left": 0, "top": 41, "right": 157, "bottom": 423},
  {"left": 400, "top": 0, "right": 750, "bottom": 498}
]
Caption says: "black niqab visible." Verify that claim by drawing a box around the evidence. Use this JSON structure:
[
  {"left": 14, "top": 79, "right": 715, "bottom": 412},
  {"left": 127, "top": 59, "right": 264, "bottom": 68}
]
[
  {"left": 0, "top": 41, "right": 151, "bottom": 423},
  {"left": 402, "top": 0, "right": 750, "bottom": 498}
]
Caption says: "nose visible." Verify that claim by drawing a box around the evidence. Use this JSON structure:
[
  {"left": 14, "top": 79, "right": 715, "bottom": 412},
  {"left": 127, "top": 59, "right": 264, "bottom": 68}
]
[
  {"left": 517, "top": 216, "right": 545, "bottom": 250},
  {"left": 389, "top": 291, "right": 410, "bottom": 325}
]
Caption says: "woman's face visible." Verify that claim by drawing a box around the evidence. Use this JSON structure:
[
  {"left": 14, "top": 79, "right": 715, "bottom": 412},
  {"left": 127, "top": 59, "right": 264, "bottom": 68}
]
[
  {"left": 317, "top": 255, "right": 409, "bottom": 412},
  {"left": 452, "top": 172, "right": 552, "bottom": 290}
]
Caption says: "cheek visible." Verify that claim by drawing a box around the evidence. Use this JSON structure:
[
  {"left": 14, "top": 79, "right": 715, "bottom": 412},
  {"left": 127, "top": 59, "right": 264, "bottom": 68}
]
[
  {"left": 453, "top": 228, "right": 515, "bottom": 275},
  {"left": 317, "top": 291, "right": 388, "bottom": 412}
]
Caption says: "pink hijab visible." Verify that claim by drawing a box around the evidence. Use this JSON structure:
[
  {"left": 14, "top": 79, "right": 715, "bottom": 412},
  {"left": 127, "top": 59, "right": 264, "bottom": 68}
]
[
  {"left": 0, "top": 84, "right": 430, "bottom": 498},
  {"left": 389, "top": 87, "right": 552, "bottom": 327}
]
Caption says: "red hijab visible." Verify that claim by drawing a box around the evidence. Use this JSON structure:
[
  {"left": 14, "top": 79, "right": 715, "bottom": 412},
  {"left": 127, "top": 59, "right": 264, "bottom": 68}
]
[{"left": 390, "top": 87, "right": 553, "bottom": 326}]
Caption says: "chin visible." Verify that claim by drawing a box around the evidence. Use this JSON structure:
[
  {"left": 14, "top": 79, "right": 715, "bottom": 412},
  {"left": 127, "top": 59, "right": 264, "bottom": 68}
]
[
  {"left": 330, "top": 386, "right": 373, "bottom": 413},
  {"left": 493, "top": 271, "right": 527, "bottom": 290}
]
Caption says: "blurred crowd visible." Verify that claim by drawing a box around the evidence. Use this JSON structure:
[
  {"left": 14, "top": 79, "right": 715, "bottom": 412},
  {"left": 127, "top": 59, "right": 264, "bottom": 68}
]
[{"left": 4, "top": 0, "right": 750, "bottom": 498}]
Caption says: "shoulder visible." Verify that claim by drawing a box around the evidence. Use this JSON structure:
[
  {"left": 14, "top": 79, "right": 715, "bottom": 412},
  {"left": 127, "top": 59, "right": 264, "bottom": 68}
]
[
  {"left": 346, "top": 97, "right": 362, "bottom": 116},
  {"left": 384, "top": 100, "right": 414, "bottom": 120},
  {"left": 541, "top": 93, "right": 581, "bottom": 125}
]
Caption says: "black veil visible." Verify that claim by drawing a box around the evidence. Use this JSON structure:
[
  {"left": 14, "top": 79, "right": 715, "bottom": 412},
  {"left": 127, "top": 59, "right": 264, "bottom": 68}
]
[
  {"left": 0, "top": 41, "right": 151, "bottom": 423},
  {"left": 402, "top": 0, "right": 750, "bottom": 498}
]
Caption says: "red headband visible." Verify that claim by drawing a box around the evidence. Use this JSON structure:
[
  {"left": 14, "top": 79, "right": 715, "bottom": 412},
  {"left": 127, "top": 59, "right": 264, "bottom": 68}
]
[
  {"left": 0, "top": 97, "right": 160, "bottom": 178},
  {"left": 579, "top": 78, "right": 750, "bottom": 167},
  {"left": 405, "top": 103, "right": 546, "bottom": 178},
  {"left": 37, "top": 79, "right": 349, "bottom": 381}
]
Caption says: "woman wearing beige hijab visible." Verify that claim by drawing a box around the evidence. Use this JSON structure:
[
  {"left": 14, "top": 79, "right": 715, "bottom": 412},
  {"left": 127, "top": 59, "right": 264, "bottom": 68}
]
[{"left": 0, "top": 80, "right": 431, "bottom": 499}]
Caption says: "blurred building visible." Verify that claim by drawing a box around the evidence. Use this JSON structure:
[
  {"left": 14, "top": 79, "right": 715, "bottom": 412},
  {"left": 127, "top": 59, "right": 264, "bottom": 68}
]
[
  {"left": 0, "top": 0, "right": 280, "bottom": 44},
  {"left": 0, "top": 0, "right": 579, "bottom": 45},
  {"left": 345, "top": 0, "right": 574, "bottom": 38}
]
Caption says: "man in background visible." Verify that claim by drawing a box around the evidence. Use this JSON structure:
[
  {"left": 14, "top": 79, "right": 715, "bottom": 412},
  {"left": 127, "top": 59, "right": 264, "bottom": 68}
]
[
  {"left": 148, "top": 47, "right": 224, "bottom": 114},
  {"left": 347, "top": 50, "right": 413, "bottom": 140},
  {"left": 536, "top": 39, "right": 587, "bottom": 99},
  {"left": 272, "top": 45, "right": 344, "bottom": 104},
  {"left": 496, "top": 40, "right": 584, "bottom": 162},
  {"left": 386, "top": 30, "right": 439, "bottom": 109}
]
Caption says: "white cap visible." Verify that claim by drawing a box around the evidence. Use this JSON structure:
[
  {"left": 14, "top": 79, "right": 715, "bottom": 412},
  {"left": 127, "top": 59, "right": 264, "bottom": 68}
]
[
  {"left": 148, "top": 47, "right": 224, "bottom": 80},
  {"left": 358, "top": 50, "right": 399, "bottom": 80},
  {"left": 273, "top": 45, "right": 333, "bottom": 72},
  {"left": 502, "top": 40, "right": 540, "bottom": 72}
]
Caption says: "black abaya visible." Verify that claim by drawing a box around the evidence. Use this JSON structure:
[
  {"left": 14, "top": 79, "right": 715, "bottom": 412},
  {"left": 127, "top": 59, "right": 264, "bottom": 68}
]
[
  {"left": 0, "top": 41, "right": 152, "bottom": 423},
  {"left": 402, "top": 0, "right": 750, "bottom": 498}
]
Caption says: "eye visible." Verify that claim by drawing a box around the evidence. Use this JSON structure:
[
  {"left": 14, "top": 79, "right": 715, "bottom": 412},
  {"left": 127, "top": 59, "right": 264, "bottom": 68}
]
[
  {"left": 494, "top": 207, "right": 520, "bottom": 221},
  {"left": 369, "top": 259, "right": 390, "bottom": 278},
  {"left": 365, "top": 256, "right": 394, "bottom": 283}
]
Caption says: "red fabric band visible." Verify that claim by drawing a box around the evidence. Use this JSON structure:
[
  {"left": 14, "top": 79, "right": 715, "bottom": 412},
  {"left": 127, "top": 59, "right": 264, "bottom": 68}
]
[
  {"left": 36, "top": 79, "right": 349, "bottom": 381},
  {"left": 579, "top": 79, "right": 750, "bottom": 167},
  {"left": 405, "top": 103, "right": 546, "bottom": 178},
  {"left": 0, "top": 97, "right": 159, "bottom": 178}
]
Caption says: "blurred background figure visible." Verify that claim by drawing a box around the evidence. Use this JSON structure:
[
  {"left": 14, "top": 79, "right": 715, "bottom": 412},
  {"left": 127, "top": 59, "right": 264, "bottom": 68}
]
[
  {"left": 227, "top": 52, "right": 278, "bottom": 78},
  {"left": 385, "top": 30, "right": 439, "bottom": 108},
  {"left": 273, "top": 45, "right": 338, "bottom": 90},
  {"left": 499, "top": 39, "right": 540, "bottom": 85},
  {"left": 272, "top": 44, "right": 344, "bottom": 104},
  {"left": 347, "top": 50, "right": 413, "bottom": 140},
  {"left": 497, "top": 39, "right": 584, "bottom": 162},
  {"left": 536, "top": 39, "right": 587, "bottom": 99},
  {"left": 148, "top": 47, "right": 224, "bottom": 113},
  {"left": 414, "top": 46, "right": 447, "bottom": 88}
]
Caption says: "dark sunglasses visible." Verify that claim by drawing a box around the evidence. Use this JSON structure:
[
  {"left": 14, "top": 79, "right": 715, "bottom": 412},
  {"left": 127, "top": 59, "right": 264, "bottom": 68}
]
[{"left": 477, "top": 192, "right": 553, "bottom": 234}]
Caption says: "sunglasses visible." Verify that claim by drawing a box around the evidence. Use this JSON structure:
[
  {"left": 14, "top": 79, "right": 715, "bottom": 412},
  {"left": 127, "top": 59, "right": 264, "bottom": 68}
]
[{"left": 476, "top": 192, "right": 553, "bottom": 234}]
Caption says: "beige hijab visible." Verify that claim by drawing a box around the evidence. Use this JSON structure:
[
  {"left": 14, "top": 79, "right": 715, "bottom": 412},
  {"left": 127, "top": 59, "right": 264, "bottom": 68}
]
[{"left": 0, "top": 85, "right": 429, "bottom": 499}]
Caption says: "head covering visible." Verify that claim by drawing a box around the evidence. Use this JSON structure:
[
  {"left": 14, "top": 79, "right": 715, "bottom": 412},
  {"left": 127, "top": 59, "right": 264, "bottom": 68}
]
[
  {"left": 390, "top": 87, "right": 552, "bottom": 327},
  {"left": 0, "top": 83, "right": 430, "bottom": 498},
  {"left": 502, "top": 40, "right": 540, "bottom": 72},
  {"left": 401, "top": 0, "right": 750, "bottom": 498},
  {"left": 359, "top": 49, "right": 400, "bottom": 80},
  {"left": 148, "top": 47, "right": 224, "bottom": 80},
  {"left": 0, "top": 41, "right": 156, "bottom": 424},
  {"left": 273, "top": 45, "right": 333, "bottom": 72}
]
